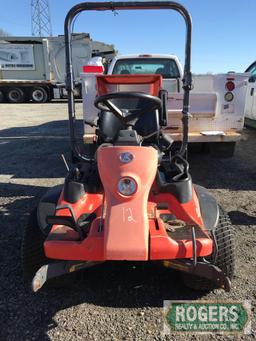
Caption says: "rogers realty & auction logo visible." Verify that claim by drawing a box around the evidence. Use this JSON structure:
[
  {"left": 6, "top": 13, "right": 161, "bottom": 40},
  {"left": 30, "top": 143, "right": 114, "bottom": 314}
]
[{"left": 163, "top": 301, "right": 251, "bottom": 335}]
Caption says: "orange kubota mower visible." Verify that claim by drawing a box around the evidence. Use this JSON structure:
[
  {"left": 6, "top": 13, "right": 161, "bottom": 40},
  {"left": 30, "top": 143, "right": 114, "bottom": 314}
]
[{"left": 22, "top": 1, "right": 234, "bottom": 292}]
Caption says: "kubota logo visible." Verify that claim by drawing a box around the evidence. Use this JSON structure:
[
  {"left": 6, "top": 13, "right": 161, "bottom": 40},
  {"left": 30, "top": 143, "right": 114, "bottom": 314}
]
[{"left": 119, "top": 152, "right": 134, "bottom": 163}]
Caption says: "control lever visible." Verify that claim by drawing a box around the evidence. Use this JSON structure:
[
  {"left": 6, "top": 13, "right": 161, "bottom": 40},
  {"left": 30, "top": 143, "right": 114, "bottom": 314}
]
[{"left": 159, "top": 133, "right": 173, "bottom": 150}]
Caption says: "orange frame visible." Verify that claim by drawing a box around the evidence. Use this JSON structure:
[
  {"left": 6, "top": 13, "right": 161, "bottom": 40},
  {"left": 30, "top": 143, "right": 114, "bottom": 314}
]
[{"left": 96, "top": 74, "right": 162, "bottom": 96}]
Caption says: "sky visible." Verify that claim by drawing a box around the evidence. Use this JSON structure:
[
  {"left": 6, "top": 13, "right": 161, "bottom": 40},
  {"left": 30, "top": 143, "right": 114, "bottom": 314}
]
[{"left": 0, "top": 0, "right": 255, "bottom": 73}]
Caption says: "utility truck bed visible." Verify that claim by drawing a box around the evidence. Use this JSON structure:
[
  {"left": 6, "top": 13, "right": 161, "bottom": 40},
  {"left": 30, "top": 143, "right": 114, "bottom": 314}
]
[{"left": 81, "top": 54, "right": 249, "bottom": 156}]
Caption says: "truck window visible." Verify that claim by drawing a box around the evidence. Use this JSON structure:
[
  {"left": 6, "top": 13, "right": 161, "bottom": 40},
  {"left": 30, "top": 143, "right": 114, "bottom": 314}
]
[
  {"left": 249, "top": 65, "right": 256, "bottom": 76},
  {"left": 245, "top": 62, "right": 256, "bottom": 76},
  {"left": 112, "top": 58, "right": 180, "bottom": 78}
]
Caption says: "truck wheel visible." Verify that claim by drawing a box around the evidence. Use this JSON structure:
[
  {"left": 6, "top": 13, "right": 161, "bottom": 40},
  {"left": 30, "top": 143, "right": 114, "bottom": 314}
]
[
  {"left": 0, "top": 90, "right": 4, "bottom": 103},
  {"left": 209, "top": 142, "right": 236, "bottom": 158},
  {"left": 182, "top": 207, "right": 235, "bottom": 291},
  {"left": 31, "top": 87, "right": 48, "bottom": 103},
  {"left": 7, "top": 87, "right": 25, "bottom": 103}
]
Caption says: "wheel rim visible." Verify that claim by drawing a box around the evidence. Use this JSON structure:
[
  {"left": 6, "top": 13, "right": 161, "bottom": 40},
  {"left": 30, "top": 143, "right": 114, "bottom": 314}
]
[
  {"left": 9, "top": 90, "right": 21, "bottom": 101},
  {"left": 32, "top": 89, "right": 44, "bottom": 102}
]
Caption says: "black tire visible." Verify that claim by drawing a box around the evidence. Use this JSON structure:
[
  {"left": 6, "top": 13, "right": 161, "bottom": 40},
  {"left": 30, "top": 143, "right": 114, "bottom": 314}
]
[
  {"left": 21, "top": 208, "right": 77, "bottom": 288},
  {"left": 21, "top": 208, "right": 49, "bottom": 282},
  {"left": 182, "top": 207, "right": 235, "bottom": 291},
  {"left": 0, "top": 90, "right": 4, "bottom": 103},
  {"left": 7, "top": 87, "right": 26, "bottom": 103},
  {"left": 31, "top": 87, "right": 48, "bottom": 103}
]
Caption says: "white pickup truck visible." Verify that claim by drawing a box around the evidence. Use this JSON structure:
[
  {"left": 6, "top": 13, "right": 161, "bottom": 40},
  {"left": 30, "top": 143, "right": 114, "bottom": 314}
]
[
  {"left": 82, "top": 54, "right": 249, "bottom": 156},
  {"left": 244, "top": 61, "right": 256, "bottom": 127}
]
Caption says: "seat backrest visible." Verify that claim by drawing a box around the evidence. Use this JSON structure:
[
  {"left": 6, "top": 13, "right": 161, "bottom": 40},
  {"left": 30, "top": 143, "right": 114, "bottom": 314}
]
[
  {"left": 97, "top": 111, "right": 124, "bottom": 142},
  {"left": 135, "top": 109, "right": 159, "bottom": 139}
]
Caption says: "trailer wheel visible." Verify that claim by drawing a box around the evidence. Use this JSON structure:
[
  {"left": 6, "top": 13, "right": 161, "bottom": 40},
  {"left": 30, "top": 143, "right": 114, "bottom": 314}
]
[
  {"left": 7, "top": 87, "right": 25, "bottom": 103},
  {"left": 182, "top": 207, "right": 235, "bottom": 291},
  {"left": 31, "top": 87, "right": 48, "bottom": 103},
  {"left": 0, "top": 90, "right": 4, "bottom": 103}
]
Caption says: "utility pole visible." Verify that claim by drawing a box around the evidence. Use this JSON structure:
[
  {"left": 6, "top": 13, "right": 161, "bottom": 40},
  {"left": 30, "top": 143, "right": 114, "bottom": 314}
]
[{"left": 31, "top": 0, "right": 52, "bottom": 37}]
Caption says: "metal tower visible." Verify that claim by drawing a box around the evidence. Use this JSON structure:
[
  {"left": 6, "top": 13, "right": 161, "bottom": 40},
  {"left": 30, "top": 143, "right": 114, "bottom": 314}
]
[{"left": 31, "top": 0, "right": 52, "bottom": 37}]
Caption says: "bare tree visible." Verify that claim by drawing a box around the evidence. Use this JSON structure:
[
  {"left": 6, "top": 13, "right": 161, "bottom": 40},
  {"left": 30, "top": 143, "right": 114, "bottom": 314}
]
[{"left": 0, "top": 28, "right": 10, "bottom": 36}]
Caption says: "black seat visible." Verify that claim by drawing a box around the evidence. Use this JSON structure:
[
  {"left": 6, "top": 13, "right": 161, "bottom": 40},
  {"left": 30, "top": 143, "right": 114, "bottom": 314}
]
[
  {"left": 97, "top": 111, "right": 124, "bottom": 143},
  {"left": 97, "top": 97, "right": 159, "bottom": 143}
]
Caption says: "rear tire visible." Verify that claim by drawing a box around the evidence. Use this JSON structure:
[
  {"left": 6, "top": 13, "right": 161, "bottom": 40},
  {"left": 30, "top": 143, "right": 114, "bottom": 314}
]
[
  {"left": 7, "top": 87, "right": 25, "bottom": 103},
  {"left": 21, "top": 208, "right": 49, "bottom": 282},
  {"left": 31, "top": 87, "right": 48, "bottom": 103},
  {"left": 182, "top": 207, "right": 235, "bottom": 291}
]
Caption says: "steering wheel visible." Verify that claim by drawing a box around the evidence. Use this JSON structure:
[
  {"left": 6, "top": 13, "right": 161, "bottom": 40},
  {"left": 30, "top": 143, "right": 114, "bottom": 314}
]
[{"left": 94, "top": 92, "right": 162, "bottom": 125}]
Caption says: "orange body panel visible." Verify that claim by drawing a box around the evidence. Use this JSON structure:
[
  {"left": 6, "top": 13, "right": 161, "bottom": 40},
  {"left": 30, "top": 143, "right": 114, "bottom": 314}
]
[
  {"left": 149, "top": 189, "right": 204, "bottom": 227},
  {"left": 96, "top": 74, "right": 162, "bottom": 96},
  {"left": 44, "top": 148, "right": 213, "bottom": 261},
  {"left": 44, "top": 192, "right": 104, "bottom": 259},
  {"left": 44, "top": 194, "right": 213, "bottom": 260},
  {"left": 45, "top": 218, "right": 105, "bottom": 260},
  {"left": 149, "top": 218, "right": 212, "bottom": 259},
  {"left": 97, "top": 145, "right": 158, "bottom": 260}
]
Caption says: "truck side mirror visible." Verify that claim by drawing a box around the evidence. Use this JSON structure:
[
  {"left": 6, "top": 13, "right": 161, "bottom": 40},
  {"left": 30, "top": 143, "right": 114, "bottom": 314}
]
[{"left": 248, "top": 75, "right": 256, "bottom": 83}]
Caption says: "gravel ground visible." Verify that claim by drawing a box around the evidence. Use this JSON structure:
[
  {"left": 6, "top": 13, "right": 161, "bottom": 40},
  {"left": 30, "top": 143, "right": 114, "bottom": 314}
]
[{"left": 0, "top": 102, "right": 255, "bottom": 340}]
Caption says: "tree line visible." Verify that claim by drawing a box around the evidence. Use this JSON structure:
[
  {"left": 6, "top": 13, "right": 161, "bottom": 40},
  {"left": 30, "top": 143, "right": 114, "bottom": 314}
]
[{"left": 0, "top": 28, "right": 10, "bottom": 36}]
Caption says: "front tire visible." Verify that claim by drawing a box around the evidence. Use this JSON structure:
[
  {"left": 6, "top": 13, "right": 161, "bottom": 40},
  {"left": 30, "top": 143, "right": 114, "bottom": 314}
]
[
  {"left": 21, "top": 208, "right": 77, "bottom": 288},
  {"left": 21, "top": 208, "right": 49, "bottom": 282},
  {"left": 182, "top": 207, "right": 235, "bottom": 291}
]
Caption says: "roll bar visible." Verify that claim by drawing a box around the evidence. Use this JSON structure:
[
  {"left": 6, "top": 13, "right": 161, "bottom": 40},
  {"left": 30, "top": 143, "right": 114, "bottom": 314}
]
[{"left": 64, "top": 1, "right": 192, "bottom": 159}]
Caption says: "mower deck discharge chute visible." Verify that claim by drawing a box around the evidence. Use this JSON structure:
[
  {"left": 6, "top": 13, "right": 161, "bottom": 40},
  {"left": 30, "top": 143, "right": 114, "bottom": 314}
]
[{"left": 21, "top": 1, "right": 234, "bottom": 293}]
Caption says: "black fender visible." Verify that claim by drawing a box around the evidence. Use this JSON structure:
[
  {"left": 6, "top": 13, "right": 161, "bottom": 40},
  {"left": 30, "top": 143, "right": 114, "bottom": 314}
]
[
  {"left": 194, "top": 185, "right": 219, "bottom": 230},
  {"left": 37, "top": 185, "right": 62, "bottom": 235}
]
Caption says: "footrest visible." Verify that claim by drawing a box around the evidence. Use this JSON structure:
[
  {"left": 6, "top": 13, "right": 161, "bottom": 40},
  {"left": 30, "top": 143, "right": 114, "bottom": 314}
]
[
  {"left": 47, "top": 215, "right": 77, "bottom": 229},
  {"left": 46, "top": 225, "right": 80, "bottom": 241}
]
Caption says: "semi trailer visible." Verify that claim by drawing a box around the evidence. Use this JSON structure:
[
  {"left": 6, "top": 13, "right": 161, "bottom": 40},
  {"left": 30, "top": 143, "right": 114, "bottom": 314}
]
[{"left": 0, "top": 34, "right": 115, "bottom": 103}]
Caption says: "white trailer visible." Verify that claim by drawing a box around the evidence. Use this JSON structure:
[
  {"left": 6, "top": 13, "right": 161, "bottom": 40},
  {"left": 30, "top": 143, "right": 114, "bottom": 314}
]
[{"left": 0, "top": 34, "right": 115, "bottom": 103}]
